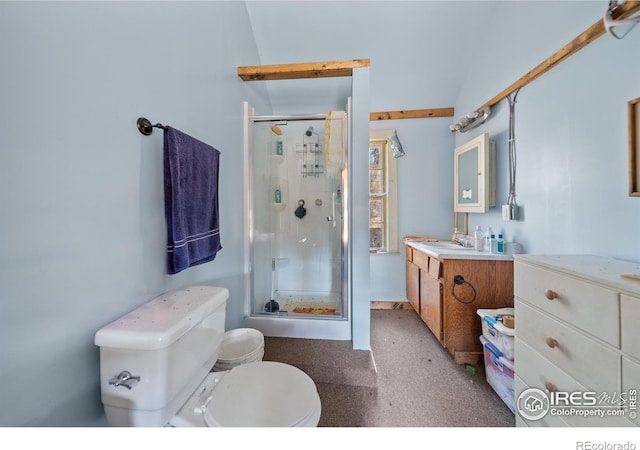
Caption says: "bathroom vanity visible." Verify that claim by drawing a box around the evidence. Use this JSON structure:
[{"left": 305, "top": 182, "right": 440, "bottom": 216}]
[{"left": 405, "top": 240, "right": 514, "bottom": 364}]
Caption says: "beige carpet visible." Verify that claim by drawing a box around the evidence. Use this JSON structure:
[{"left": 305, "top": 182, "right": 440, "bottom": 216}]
[{"left": 262, "top": 308, "right": 515, "bottom": 427}]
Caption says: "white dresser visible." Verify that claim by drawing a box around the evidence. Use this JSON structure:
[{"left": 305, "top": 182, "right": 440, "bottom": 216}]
[{"left": 514, "top": 255, "right": 640, "bottom": 427}]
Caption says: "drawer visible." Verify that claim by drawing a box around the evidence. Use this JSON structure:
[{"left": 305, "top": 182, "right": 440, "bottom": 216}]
[
  {"left": 516, "top": 301, "right": 620, "bottom": 394},
  {"left": 622, "top": 295, "right": 640, "bottom": 360},
  {"left": 515, "top": 338, "right": 633, "bottom": 427},
  {"left": 622, "top": 357, "right": 640, "bottom": 427},
  {"left": 428, "top": 256, "right": 441, "bottom": 279},
  {"left": 515, "top": 262, "right": 619, "bottom": 346},
  {"left": 515, "top": 339, "right": 629, "bottom": 427},
  {"left": 515, "top": 338, "right": 588, "bottom": 396},
  {"left": 413, "top": 249, "right": 429, "bottom": 272},
  {"left": 515, "top": 375, "right": 567, "bottom": 427}
]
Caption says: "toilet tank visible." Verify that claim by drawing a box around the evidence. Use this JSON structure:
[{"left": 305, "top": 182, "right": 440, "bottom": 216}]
[{"left": 94, "top": 286, "right": 228, "bottom": 426}]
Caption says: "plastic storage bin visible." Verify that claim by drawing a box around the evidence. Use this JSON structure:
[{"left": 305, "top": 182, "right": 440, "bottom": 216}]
[
  {"left": 480, "top": 336, "right": 515, "bottom": 413},
  {"left": 476, "top": 307, "right": 515, "bottom": 360}
]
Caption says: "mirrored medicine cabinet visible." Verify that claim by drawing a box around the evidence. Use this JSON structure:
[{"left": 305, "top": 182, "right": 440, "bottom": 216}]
[{"left": 454, "top": 132, "right": 496, "bottom": 213}]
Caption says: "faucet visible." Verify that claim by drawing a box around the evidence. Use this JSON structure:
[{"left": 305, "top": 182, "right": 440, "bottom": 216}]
[{"left": 454, "top": 237, "right": 473, "bottom": 247}]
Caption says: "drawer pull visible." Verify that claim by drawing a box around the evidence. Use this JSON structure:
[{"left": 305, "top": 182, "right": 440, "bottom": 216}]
[
  {"left": 545, "top": 336, "right": 559, "bottom": 348},
  {"left": 544, "top": 289, "right": 558, "bottom": 300},
  {"left": 544, "top": 381, "right": 559, "bottom": 392}
]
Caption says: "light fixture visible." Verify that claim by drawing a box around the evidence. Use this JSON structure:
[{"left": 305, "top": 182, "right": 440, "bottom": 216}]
[
  {"left": 604, "top": 0, "right": 640, "bottom": 39},
  {"left": 449, "top": 106, "right": 491, "bottom": 133}
]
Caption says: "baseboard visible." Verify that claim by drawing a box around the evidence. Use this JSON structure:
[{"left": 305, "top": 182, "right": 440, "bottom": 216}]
[{"left": 370, "top": 301, "right": 414, "bottom": 310}]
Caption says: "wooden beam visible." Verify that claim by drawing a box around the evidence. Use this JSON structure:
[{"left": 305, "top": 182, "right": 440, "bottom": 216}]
[
  {"left": 238, "top": 59, "right": 370, "bottom": 81},
  {"left": 477, "top": 1, "right": 640, "bottom": 112},
  {"left": 370, "top": 108, "right": 454, "bottom": 121}
]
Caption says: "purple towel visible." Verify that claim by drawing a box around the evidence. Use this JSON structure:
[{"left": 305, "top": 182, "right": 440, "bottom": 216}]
[{"left": 164, "top": 126, "right": 222, "bottom": 274}]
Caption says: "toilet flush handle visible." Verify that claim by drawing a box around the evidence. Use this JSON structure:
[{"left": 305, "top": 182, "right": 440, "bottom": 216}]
[{"left": 109, "top": 371, "right": 140, "bottom": 390}]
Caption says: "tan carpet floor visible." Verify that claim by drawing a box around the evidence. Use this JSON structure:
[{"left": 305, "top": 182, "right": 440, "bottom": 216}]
[{"left": 262, "top": 308, "right": 515, "bottom": 427}]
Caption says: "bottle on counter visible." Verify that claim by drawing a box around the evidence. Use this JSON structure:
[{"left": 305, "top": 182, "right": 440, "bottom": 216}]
[
  {"left": 497, "top": 234, "right": 505, "bottom": 254},
  {"left": 488, "top": 234, "right": 496, "bottom": 254},
  {"left": 474, "top": 225, "right": 484, "bottom": 251},
  {"left": 484, "top": 227, "right": 493, "bottom": 253}
]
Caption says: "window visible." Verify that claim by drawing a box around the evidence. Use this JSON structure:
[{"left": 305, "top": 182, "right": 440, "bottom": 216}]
[{"left": 369, "top": 130, "right": 399, "bottom": 253}]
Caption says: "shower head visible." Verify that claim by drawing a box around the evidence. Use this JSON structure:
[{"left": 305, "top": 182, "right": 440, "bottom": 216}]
[{"left": 305, "top": 126, "right": 314, "bottom": 137}]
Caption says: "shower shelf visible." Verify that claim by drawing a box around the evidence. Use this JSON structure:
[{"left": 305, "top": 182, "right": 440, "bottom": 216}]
[{"left": 296, "top": 142, "right": 324, "bottom": 177}]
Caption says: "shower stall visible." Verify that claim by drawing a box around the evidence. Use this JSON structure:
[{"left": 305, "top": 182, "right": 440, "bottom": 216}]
[{"left": 242, "top": 102, "right": 352, "bottom": 340}]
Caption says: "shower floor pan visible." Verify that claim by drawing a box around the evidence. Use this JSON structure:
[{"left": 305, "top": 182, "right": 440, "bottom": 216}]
[{"left": 276, "top": 291, "right": 341, "bottom": 316}]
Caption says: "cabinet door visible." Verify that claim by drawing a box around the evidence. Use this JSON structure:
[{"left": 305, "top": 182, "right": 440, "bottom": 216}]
[
  {"left": 406, "top": 260, "right": 420, "bottom": 313},
  {"left": 420, "top": 272, "right": 442, "bottom": 342}
]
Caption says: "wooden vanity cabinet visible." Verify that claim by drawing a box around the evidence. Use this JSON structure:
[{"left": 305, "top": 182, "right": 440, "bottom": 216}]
[
  {"left": 405, "top": 246, "right": 420, "bottom": 312},
  {"left": 406, "top": 244, "right": 514, "bottom": 364}
]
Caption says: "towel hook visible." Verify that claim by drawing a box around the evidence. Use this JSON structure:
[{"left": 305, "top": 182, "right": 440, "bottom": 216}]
[{"left": 137, "top": 117, "right": 167, "bottom": 136}]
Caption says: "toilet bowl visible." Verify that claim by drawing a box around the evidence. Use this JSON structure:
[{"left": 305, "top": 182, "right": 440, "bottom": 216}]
[
  {"left": 170, "top": 361, "right": 321, "bottom": 427},
  {"left": 94, "top": 286, "right": 321, "bottom": 427}
]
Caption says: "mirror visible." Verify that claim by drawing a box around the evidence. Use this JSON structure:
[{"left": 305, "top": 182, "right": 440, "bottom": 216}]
[{"left": 454, "top": 132, "right": 495, "bottom": 213}]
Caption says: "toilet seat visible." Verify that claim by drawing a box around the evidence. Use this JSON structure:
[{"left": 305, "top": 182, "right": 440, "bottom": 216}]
[{"left": 170, "top": 361, "right": 321, "bottom": 427}]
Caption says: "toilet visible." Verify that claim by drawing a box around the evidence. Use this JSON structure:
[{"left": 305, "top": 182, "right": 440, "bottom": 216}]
[{"left": 94, "top": 286, "right": 321, "bottom": 427}]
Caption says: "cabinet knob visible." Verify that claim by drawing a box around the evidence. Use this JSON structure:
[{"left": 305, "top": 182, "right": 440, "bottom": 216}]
[
  {"left": 545, "top": 336, "right": 559, "bottom": 348},
  {"left": 545, "top": 381, "right": 559, "bottom": 392},
  {"left": 544, "top": 289, "right": 558, "bottom": 300}
]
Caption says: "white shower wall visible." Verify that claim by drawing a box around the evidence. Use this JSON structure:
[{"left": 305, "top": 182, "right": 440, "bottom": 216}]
[
  {"left": 250, "top": 118, "right": 344, "bottom": 313},
  {"left": 274, "top": 127, "right": 342, "bottom": 294}
]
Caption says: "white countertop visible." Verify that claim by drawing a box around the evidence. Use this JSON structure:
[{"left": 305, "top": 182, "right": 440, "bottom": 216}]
[{"left": 408, "top": 241, "right": 514, "bottom": 261}]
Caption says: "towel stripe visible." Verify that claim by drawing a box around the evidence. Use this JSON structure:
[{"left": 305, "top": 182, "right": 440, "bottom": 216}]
[
  {"left": 168, "top": 229, "right": 220, "bottom": 252},
  {"left": 170, "top": 228, "right": 220, "bottom": 245}
]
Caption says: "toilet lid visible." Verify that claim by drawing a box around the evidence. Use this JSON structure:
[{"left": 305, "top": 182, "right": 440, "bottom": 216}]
[{"left": 202, "top": 361, "right": 319, "bottom": 427}]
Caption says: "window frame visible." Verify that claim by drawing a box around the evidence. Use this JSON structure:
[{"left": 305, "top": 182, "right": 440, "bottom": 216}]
[{"left": 369, "top": 130, "right": 399, "bottom": 254}]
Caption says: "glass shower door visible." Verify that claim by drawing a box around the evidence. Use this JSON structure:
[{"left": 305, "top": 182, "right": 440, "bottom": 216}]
[{"left": 248, "top": 116, "right": 346, "bottom": 319}]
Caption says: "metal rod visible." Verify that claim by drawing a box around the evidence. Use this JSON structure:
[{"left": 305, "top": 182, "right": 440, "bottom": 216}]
[{"left": 249, "top": 113, "right": 327, "bottom": 122}]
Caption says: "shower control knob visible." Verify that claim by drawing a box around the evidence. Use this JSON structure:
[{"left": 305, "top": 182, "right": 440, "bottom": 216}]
[{"left": 295, "top": 200, "right": 307, "bottom": 219}]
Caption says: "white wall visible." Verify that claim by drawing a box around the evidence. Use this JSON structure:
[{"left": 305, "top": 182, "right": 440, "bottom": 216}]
[
  {"left": 369, "top": 118, "right": 454, "bottom": 301},
  {"left": 455, "top": 3, "right": 640, "bottom": 262},
  {"left": 368, "top": 2, "right": 640, "bottom": 303},
  {"left": 0, "top": 1, "right": 269, "bottom": 426}
]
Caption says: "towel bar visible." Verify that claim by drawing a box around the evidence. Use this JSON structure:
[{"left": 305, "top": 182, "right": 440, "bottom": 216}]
[{"left": 137, "top": 117, "right": 167, "bottom": 136}]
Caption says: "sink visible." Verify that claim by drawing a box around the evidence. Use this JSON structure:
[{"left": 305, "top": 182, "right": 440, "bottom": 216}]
[{"left": 416, "top": 241, "right": 472, "bottom": 251}]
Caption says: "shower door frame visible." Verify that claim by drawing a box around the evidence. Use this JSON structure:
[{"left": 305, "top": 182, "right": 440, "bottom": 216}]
[{"left": 242, "top": 102, "right": 352, "bottom": 340}]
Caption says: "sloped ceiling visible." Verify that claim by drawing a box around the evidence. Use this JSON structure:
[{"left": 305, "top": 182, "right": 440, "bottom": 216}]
[
  {"left": 244, "top": 0, "right": 605, "bottom": 116},
  {"left": 245, "top": 0, "right": 500, "bottom": 114}
]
